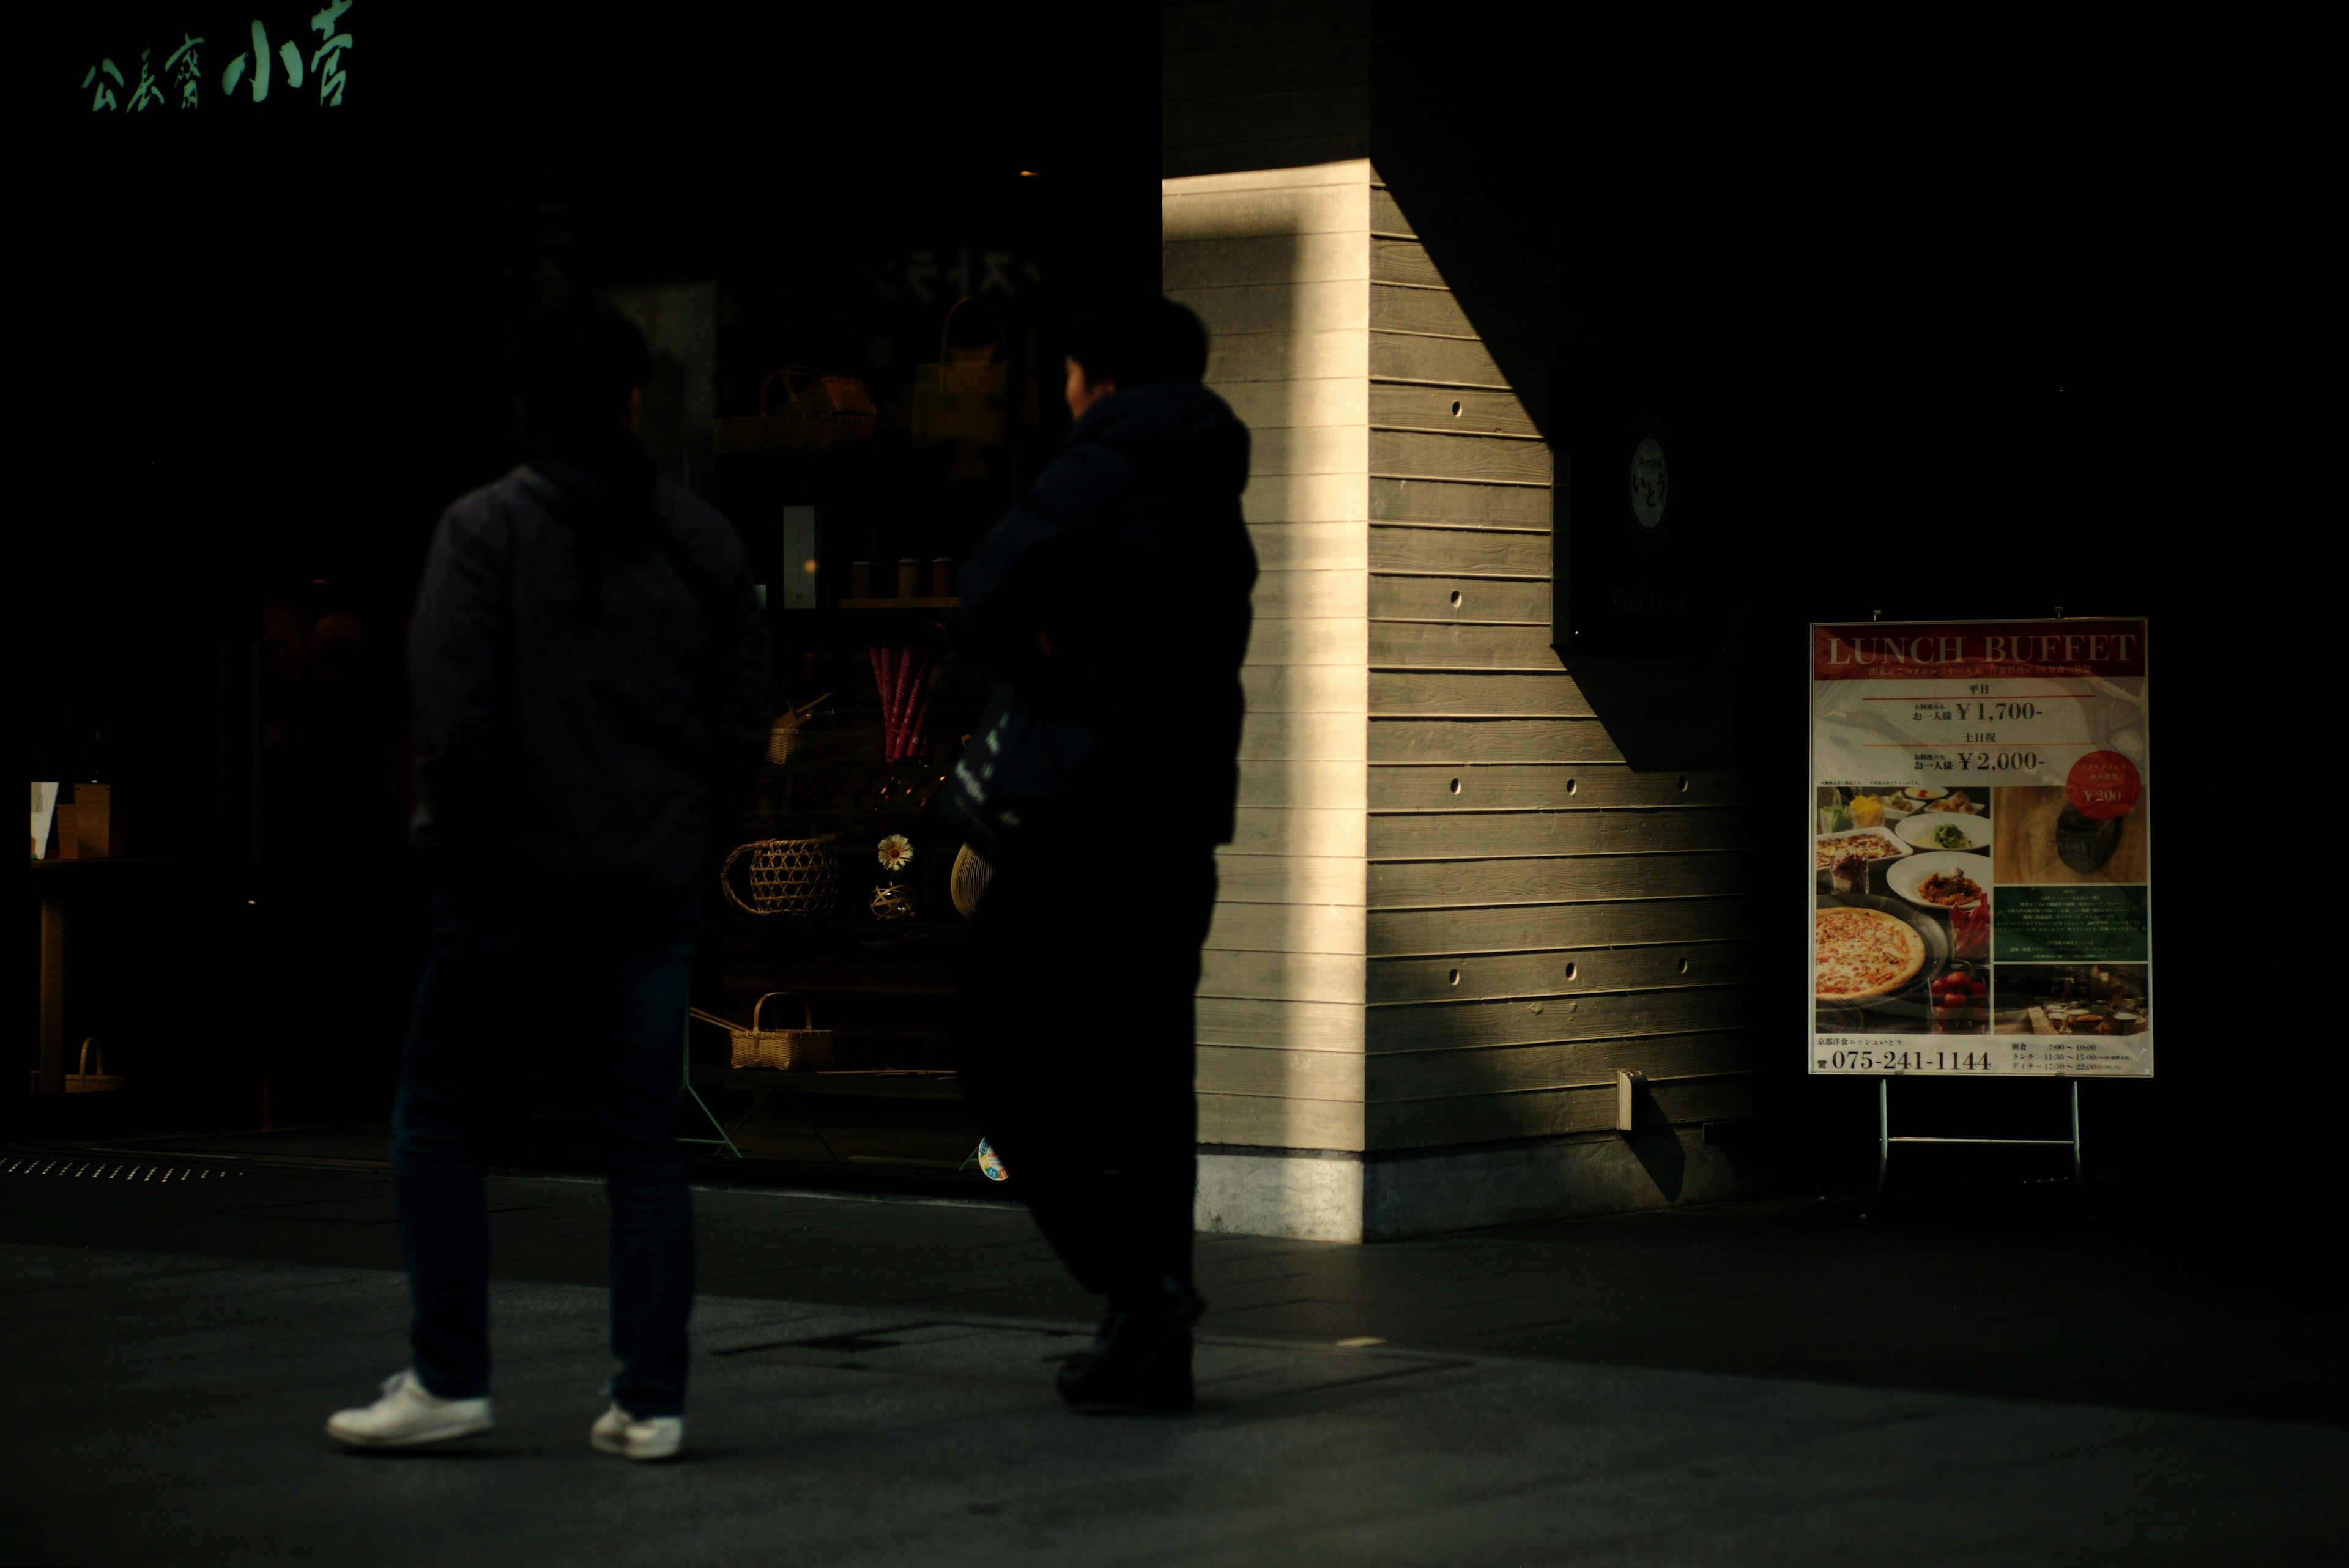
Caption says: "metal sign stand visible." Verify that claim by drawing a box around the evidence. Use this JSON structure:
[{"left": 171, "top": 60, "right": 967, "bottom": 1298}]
[
  {"left": 678, "top": 1013, "right": 744, "bottom": 1159},
  {"left": 1864, "top": 1075, "right": 2083, "bottom": 1214}
]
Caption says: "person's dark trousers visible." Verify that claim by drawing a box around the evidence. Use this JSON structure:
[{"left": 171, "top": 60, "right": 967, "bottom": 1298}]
[
  {"left": 392, "top": 887, "right": 699, "bottom": 1416},
  {"left": 956, "top": 835, "right": 1217, "bottom": 1305}
]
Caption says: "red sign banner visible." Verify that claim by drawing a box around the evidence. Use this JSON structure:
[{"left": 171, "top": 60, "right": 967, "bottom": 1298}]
[{"left": 1813, "top": 621, "right": 2147, "bottom": 682}]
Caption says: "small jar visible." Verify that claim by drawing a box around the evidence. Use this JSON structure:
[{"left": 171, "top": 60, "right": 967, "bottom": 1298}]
[{"left": 897, "top": 558, "right": 921, "bottom": 599}]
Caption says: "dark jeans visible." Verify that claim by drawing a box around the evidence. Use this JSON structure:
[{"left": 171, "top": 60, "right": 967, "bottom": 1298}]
[
  {"left": 392, "top": 889, "right": 697, "bottom": 1416},
  {"left": 956, "top": 841, "right": 1217, "bottom": 1306}
]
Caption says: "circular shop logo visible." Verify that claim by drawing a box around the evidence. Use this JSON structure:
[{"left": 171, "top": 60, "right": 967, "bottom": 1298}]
[{"left": 1628, "top": 435, "right": 1668, "bottom": 532}]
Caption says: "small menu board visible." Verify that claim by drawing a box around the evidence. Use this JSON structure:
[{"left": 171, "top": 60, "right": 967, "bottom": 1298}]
[{"left": 1808, "top": 619, "right": 2151, "bottom": 1076}]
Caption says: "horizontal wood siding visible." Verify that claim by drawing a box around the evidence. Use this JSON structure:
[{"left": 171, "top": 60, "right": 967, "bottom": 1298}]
[
  {"left": 1368, "top": 764, "right": 1740, "bottom": 810},
  {"left": 1170, "top": 157, "right": 1372, "bottom": 1153},
  {"left": 1360, "top": 183, "right": 1759, "bottom": 1151},
  {"left": 1366, "top": 1074, "right": 1770, "bottom": 1149},
  {"left": 1161, "top": 5, "right": 1369, "bottom": 182},
  {"left": 1370, "top": 941, "right": 1762, "bottom": 1004}
]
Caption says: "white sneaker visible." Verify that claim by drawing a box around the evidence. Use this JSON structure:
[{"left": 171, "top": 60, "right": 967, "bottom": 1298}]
[
  {"left": 325, "top": 1370, "right": 493, "bottom": 1449},
  {"left": 590, "top": 1402, "right": 685, "bottom": 1462}
]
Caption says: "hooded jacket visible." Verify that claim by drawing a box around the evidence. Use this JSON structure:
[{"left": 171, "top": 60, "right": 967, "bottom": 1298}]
[
  {"left": 944, "top": 380, "right": 1256, "bottom": 850},
  {"left": 407, "top": 427, "right": 770, "bottom": 907}
]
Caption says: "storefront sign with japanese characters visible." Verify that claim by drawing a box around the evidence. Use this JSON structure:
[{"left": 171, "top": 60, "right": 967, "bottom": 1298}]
[{"left": 1809, "top": 619, "right": 2152, "bottom": 1076}]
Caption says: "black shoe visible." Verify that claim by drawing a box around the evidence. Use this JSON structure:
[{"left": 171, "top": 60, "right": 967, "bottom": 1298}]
[{"left": 1057, "top": 1277, "right": 1204, "bottom": 1411}]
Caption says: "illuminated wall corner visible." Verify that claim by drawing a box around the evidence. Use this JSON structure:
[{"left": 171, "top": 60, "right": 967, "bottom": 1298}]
[
  {"left": 1165, "top": 158, "right": 1373, "bottom": 1241},
  {"left": 1162, "top": 4, "right": 1777, "bottom": 1241}
]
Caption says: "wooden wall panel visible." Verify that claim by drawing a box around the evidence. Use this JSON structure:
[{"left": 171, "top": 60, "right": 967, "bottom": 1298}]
[
  {"left": 1371, "top": 283, "right": 1479, "bottom": 339},
  {"left": 1229, "top": 806, "right": 1366, "bottom": 858},
  {"left": 1206, "top": 898, "right": 1366, "bottom": 956},
  {"left": 1164, "top": 185, "right": 1368, "bottom": 243},
  {"left": 1369, "top": 332, "right": 1507, "bottom": 388},
  {"left": 1368, "top": 940, "right": 1763, "bottom": 1004},
  {"left": 1247, "top": 618, "right": 1369, "bottom": 667},
  {"left": 1370, "top": 383, "right": 1540, "bottom": 437},
  {"left": 1237, "top": 759, "right": 1367, "bottom": 810},
  {"left": 1253, "top": 570, "right": 1370, "bottom": 619},
  {"left": 1369, "top": 238, "right": 1445, "bottom": 288},
  {"left": 1252, "top": 425, "right": 1371, "bottom": 478},
  {"left": 1215, "top": 853, "right": 1365, "bottom": 906},
  {"left": 1197, "top": 996, "right": 1365, "bottom": 1051},
  {"left": 1238, "top": 711, "right": 1367, "bottom": 761},
  {"left": 1366, "top": 986, "right": 1761, "bottom": 1053},
  {"left": 1369, "top": 477, "right": 1551, "bottom": 528},
  {"left": 1369, "top": 719, "right": 1626, "bottom": 764},
  {"left": 1208, "top": 328, "right": 1370, "bottom": 385},
  {"left": 1369, "top": 623, "right": 1564, "bottom": 671},
  {"left": 1370, "top": 673, "right": 1592, "bottom": 716},
  {"left": 1164, "top": 163, "right": 1772, "bottom": 1167},
  {"left": 1367, "top": 808, "right": 1761, "bottom": 861},
  {"left": 1370, "top": 897, "right": 1762, "bottom": 958},
  {"left": 1165, "top": 232, "right": 1370, "bottom": 292},
  {"left": 1364, "top": 1074, "right": 1769, "bottom": 1149},
  {"left": 1197, "top": 1043, "right": 1367, "bottom": 1101},
  {"left": 1172, "top": 157, "right": 1375, "bottom": 1153},
  {"left": 1242, "top": 472, "right": 1370, "bottom": 525},
  {"left": 1368, "top": 576, "right": 1549, "bottom": 625},
  {"left": 1370, "top": 852, "right": 1764, "bottom": 909},
  {"left": 1370, "top": 430, "right": 1551, "bottom": 485},
  {"left": 1201, "top": 947, "right": 1367, "bottom": 1006},
  {"left": 1163, "top": 89, "right": 1370, "bottom": 158},
  {"left": 1197, "top": 1091, "right": 1365, "bottom": 1152},
  {"left": 1368, "top": 1030, "right": 1768, "bottom": 1095},
  {"left": 1250, "top": 520, "right": 1370, "bottom": 572},
  {"left": 1368, "top": 187, "right": 1414, "bottom": 235},
  {"left": 1168, "top": 278, "right": 1369, "bottom": 336},
  {"left": 1220, "top": 379, "right": 1366, "bottom": 434},
  {"left": 1370, "top": 526, "right": 1549, "bottom": 577},
  {"left": 1368, "top": 764, "right": 1740, "bottom": 810}
]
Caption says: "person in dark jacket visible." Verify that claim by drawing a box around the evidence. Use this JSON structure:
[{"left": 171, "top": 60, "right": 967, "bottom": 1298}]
[
  {"left": 326, "top": 292, "right": 768, "bottom": 1461},
  {"left": 943, "top": 294, "right": 1255, "bottom": 1410}
]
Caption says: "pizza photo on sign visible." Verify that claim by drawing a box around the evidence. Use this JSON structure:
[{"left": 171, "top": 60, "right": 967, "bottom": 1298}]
[{"left": 1813, "top": 895, "right": 1948, "bottom": 1033}]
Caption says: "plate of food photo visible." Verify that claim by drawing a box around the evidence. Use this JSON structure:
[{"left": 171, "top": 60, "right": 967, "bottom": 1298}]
[
  {"left": 1893, "top": 810, "right": 1993, "bottom": 855},
  {"left": 1885, "top": 851, "right": 1992, "bottom": 912},
  {"left": 1814, "top": 826, "right": 1910, "bottom": 876},
  {"left": 1898, "top": 786, "right": 1984, "bottom": 816}
]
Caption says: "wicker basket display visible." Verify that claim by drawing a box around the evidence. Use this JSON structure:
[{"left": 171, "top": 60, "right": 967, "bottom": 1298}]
[
  {"left": 720, "top": 837, "right": 838, "bottom": 917},
  {"left": 689, "top": 994, "right": 836, "bottom": 1072}
]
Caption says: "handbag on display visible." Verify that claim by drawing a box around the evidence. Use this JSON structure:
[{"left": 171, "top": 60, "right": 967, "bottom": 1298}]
[
  {"left": 713, "top": 368, "right": 877, "bottom": 454},
  {"left": 911, "top": 298, "right": 1012, "bottom": 451}
]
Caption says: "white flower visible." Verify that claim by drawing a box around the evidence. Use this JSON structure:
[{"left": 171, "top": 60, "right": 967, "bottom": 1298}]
[{"left": 877, "top": 834, "right": 915, "bottom": 871}]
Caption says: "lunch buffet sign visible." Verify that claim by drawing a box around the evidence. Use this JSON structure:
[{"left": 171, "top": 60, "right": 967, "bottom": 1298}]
[{"left": 1809, "top": 618, "right": 2151, "bottom": 1077}]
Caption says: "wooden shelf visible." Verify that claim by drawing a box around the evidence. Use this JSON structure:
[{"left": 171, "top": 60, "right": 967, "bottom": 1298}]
[{"left": 837, "top": 597, "right": 959, "bottom": 609}]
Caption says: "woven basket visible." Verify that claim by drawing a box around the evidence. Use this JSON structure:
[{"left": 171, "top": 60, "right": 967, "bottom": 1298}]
[
  {"left": 690, "top": 994, "right": 835, "bottom": 1072},
  {"left": 28, "top": 1038, "right": 127, "bottom": 1095},
  {"left": 765, "top": 692, "right": 833, "bottom": 766},
  {"left": 721, "top": 837, "right": 838, "bottom": 917}
]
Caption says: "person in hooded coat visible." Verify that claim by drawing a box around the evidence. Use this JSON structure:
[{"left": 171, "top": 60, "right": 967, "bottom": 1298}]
[
  {"left": 326, "top": 292, "right": 769, "bottom": 1461},
  {"left": 943, "top": 294, "right": 1256, "bottom": 1410}
]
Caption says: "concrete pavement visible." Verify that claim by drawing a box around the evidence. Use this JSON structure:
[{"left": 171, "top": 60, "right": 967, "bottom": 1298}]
[{"left": 2, "top": 1152, "right": 2343, "bottom": 1565}]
